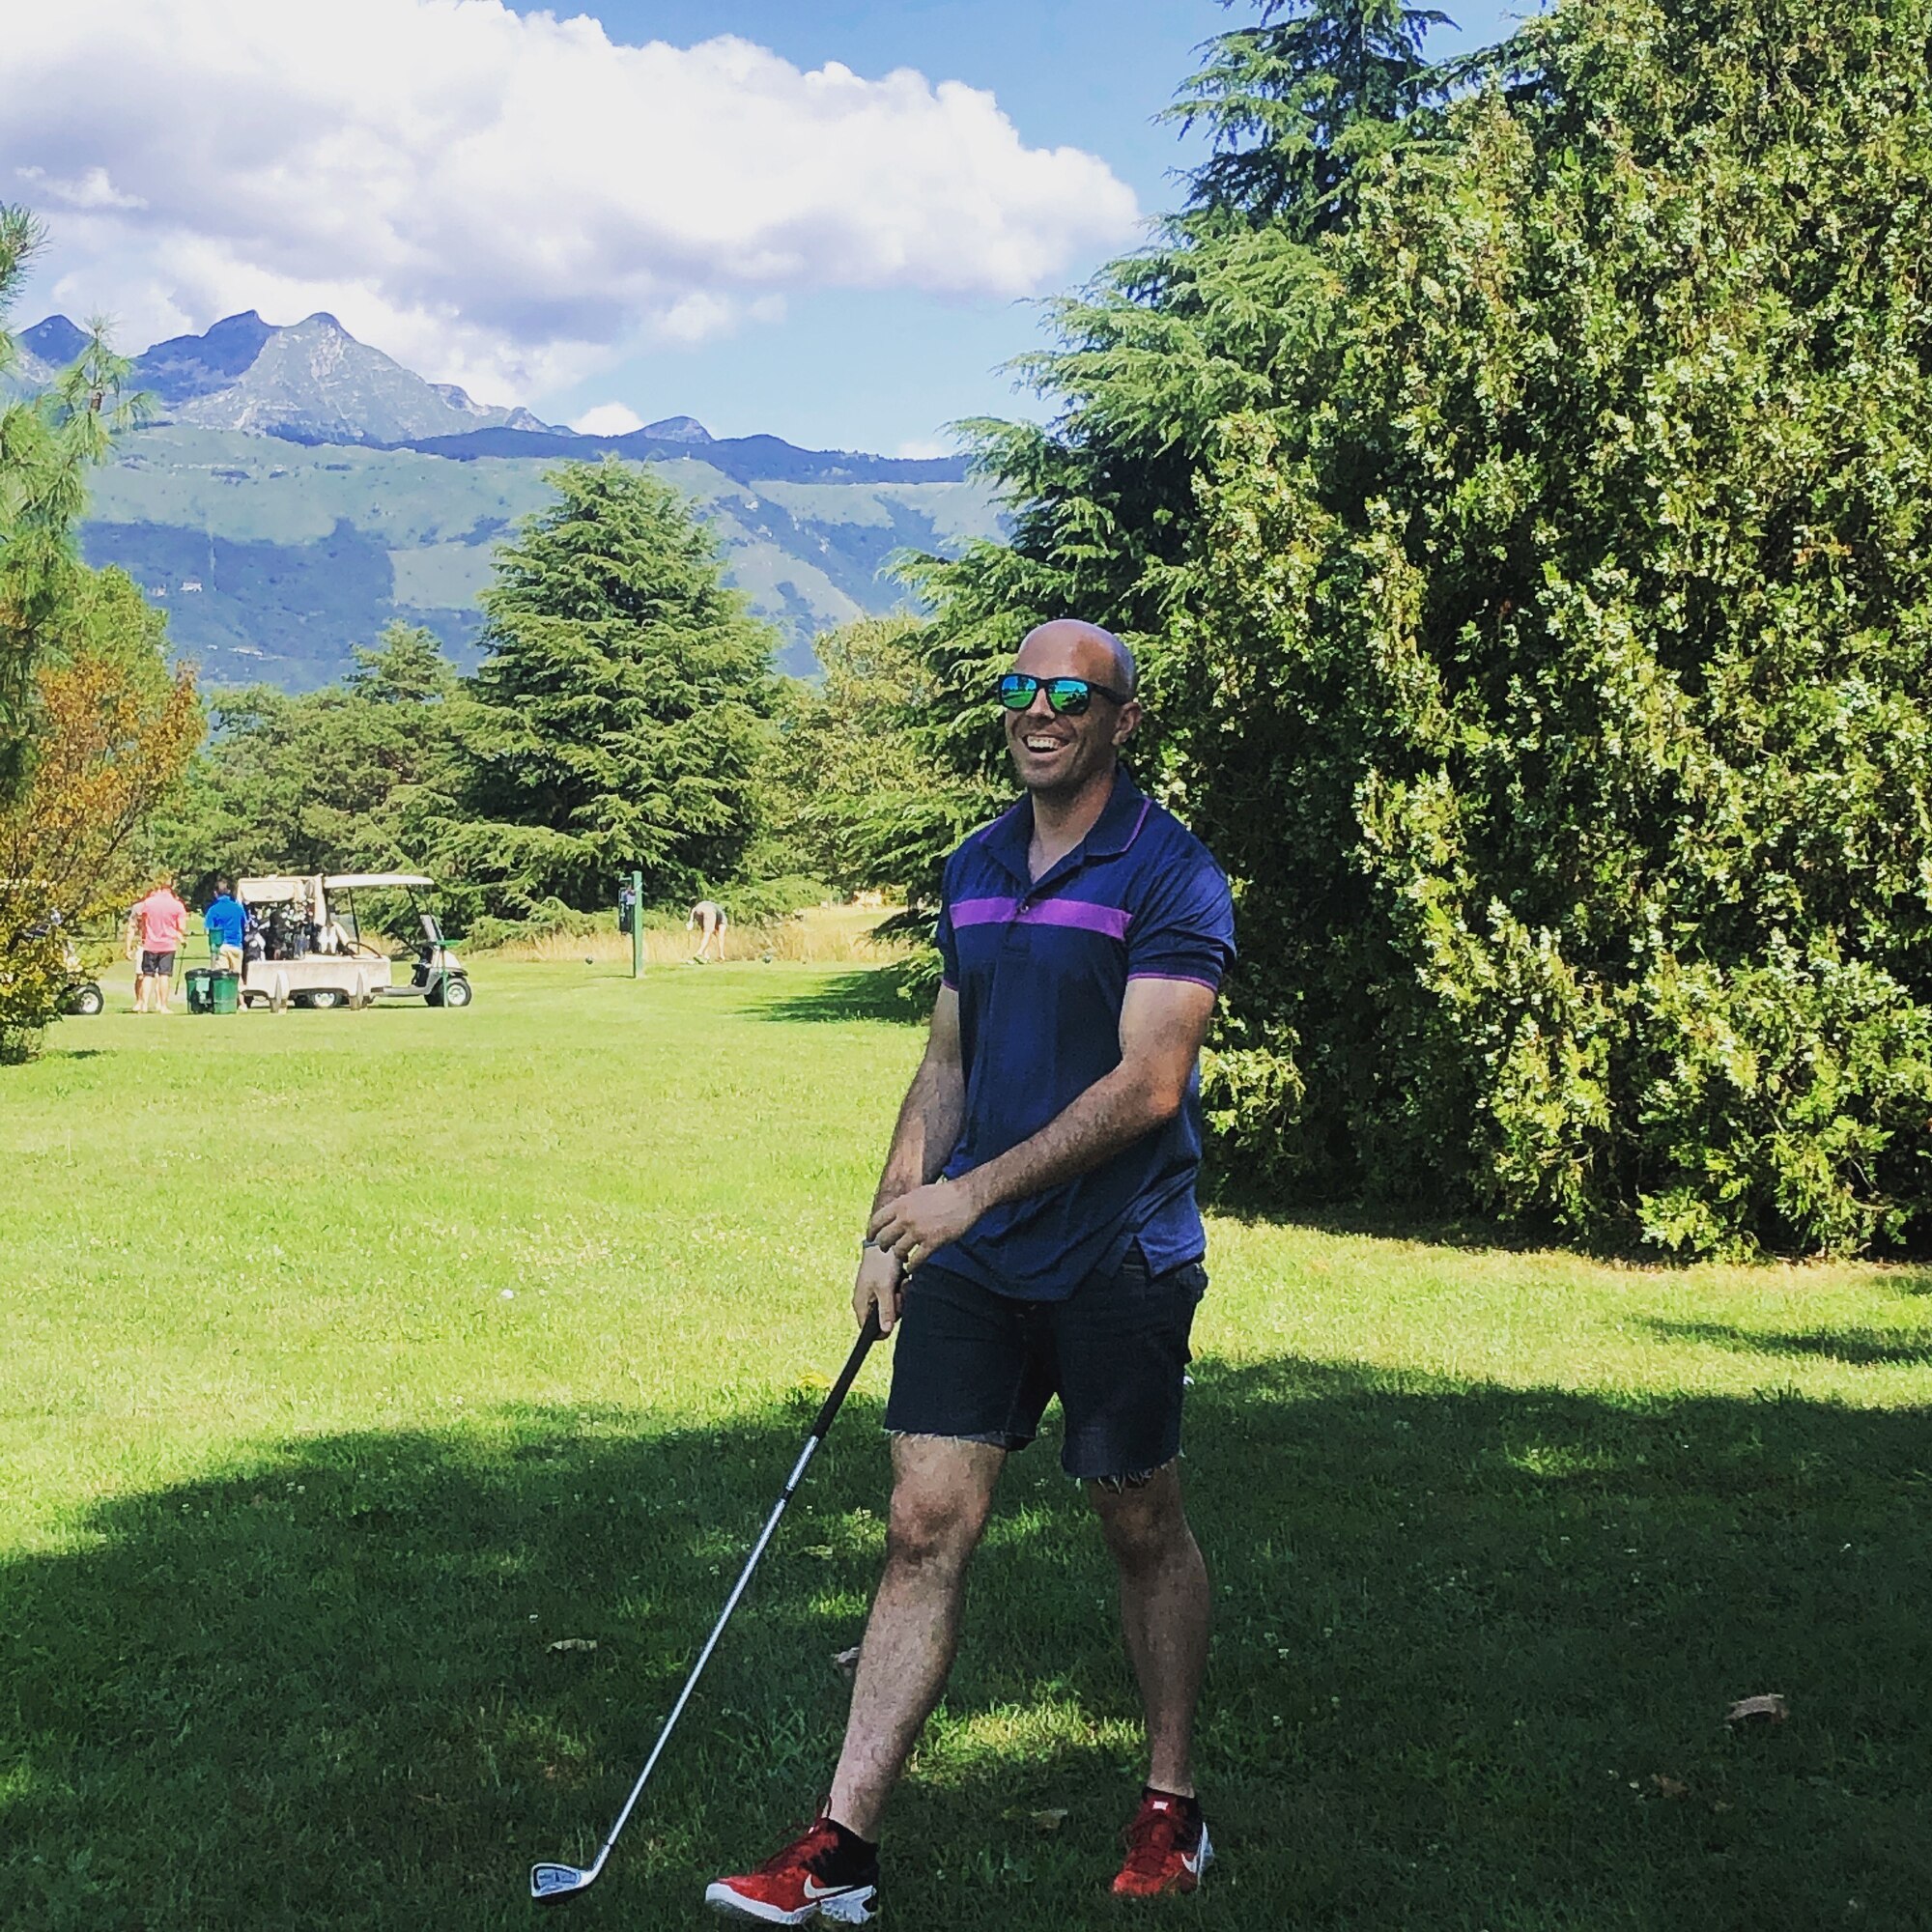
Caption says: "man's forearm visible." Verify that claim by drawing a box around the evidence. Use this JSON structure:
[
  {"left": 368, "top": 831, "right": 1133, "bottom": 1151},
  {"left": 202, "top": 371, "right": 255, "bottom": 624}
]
[
  {"left": 872, "top": 1050, "right": 967, "bottom": 1210},
  {"left": 956, "top": 1061, "right": 1179, "bottom": 1218}
]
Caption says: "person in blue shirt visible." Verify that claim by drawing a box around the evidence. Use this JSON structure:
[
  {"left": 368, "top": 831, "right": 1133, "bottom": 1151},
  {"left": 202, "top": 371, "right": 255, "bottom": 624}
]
[
  {"left": 203, "top": 879, "right": 246, "bottom": 971},
  {"left": 707, "top": 621, "right": 1236, "bottom": 1924}
]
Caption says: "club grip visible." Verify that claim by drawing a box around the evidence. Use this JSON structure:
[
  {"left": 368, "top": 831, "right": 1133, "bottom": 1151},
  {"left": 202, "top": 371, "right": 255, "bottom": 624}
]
[{"left": 809, "top": 1304, "right": 883, "bottom": 1440}]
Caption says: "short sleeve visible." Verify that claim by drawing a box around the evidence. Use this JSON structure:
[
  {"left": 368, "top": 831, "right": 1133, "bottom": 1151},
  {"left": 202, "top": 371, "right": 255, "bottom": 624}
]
[
  {"left": 1126, "top": 849, "right": 1236, "bottom": 992},
  {"left": 934, "top": 870, "right": 960, "bottom": 991}
]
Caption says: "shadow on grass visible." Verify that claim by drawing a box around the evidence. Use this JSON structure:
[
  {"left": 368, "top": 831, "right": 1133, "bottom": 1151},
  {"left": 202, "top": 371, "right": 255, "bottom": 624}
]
[
  {"left": 1201, "top": 1183, "right": 1576, "bottom": 1259},
  {"left": 5, "top": 1364, "right": 1931, "bottom": 1931},
  {"left": 1641, "top": 1318, "right": 1932, "bottom": 1367},
  {"left": 745, "top": 967, "right": 921, "bottom": 1027}
]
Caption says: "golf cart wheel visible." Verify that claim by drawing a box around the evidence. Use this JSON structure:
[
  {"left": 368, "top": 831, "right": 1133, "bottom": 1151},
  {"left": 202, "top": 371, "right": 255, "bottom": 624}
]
[
  {"left": 69, "top": 984, "right": 104, "bottom": 1017},
  {"left": 440, "top": 976, "right": 473, "bottom": 1009},
  {"left": 298, "top": 989, "right": 349, "bottom": 1010}
]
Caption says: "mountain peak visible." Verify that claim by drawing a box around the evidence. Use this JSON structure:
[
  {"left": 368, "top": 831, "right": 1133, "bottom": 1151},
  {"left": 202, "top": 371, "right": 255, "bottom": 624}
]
[
  {"left": 643, "top": 414, "right": 712, "bottom": 443},
  {"left": 19, "top": 314, "right": 92, "bottom": 367},
  {"left": 130, "top": 307, "right": 549, "bottom": 444},
  {"left": 139, "top": 310, "right": 277, "bottom": 402}
]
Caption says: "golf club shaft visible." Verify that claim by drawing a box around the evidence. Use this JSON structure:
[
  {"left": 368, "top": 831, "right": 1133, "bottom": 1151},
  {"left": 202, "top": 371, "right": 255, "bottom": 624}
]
[{"left": 583, "top": 1308, "right": 884, "bottom": 1876}]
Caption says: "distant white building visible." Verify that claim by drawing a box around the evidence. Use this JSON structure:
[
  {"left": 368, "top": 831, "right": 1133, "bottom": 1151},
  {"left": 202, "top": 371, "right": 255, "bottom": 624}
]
[
  {"left": 181, "top": 579, "right": 204, "bottom": 592},
  {"left": 148, "top": 584, "right": 168, "bottom": 597}
]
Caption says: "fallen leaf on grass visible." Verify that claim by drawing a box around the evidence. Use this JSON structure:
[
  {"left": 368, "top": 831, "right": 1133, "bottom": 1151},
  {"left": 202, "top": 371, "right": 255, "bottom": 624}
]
[
  {"left": 832, "top": 1646, "right": 863, "bottom": 1678},
  {"left": 1723, "top": 1692, "right": 1789, "bottom": 1725},
  {"left": 1002, "top": 1804, "right": 1071, "bottom": 1832},
  {"left": 1650, "top": 1774, "right": 1690, "bottom": 1800},
  {"left": 547, "top": 1637, "right": 598, "bottom": 1654}
]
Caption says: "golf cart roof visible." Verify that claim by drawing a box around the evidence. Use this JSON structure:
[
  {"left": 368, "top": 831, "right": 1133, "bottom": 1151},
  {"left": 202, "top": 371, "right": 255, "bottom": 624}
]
[
  {"left": 237, "top": 875, "right": 308, "bottom": 903},
  {"left": 324, "top": 874, "right": 434, "bottom": 891}
]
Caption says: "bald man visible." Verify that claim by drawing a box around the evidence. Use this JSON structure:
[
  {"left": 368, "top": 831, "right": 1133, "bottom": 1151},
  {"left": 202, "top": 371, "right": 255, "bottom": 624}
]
[{"left": 707, "top": 621, "right": 1236, "bottom": 1921}]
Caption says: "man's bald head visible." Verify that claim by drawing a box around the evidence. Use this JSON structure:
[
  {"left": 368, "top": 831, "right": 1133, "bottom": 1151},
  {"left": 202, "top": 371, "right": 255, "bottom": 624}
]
[{"left": 1015, "top": 619, "right": 1137, "bottom": 696}]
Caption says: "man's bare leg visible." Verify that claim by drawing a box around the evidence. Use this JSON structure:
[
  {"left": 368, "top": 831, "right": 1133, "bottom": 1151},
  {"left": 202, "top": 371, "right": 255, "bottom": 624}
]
[
  {"left": 827, "top": 1434, "right": 1005, "bottom": 1839},
  {"left": 1090, "top": 1463, "right": 1209, "bottom": 1796}
]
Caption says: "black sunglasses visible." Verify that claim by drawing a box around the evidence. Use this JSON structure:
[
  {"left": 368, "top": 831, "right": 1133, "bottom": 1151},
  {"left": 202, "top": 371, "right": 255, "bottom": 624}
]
[{"left": 996, "top": 671, "right": 1133, "bottom": 717}]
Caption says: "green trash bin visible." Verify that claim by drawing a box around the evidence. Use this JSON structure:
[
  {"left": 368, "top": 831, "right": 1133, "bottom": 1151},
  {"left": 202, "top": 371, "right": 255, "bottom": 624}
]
[
  {"left": 209, "top": 970, "right": 241, "bottom": 1014},
  {"left": 185, "top": 968, "right": 214, "bottom": 1014}
]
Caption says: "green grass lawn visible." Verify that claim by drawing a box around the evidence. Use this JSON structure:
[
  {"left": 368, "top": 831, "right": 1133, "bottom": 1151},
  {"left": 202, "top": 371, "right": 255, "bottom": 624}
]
[{"left": 4, "top": 960, "right": 1931, "bottom": 1930}]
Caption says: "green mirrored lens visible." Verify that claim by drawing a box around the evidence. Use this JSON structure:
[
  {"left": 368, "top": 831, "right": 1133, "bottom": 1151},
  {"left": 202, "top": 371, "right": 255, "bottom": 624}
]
[{"left": 998, "top": 672, "right": 1109, "bottom": 713}]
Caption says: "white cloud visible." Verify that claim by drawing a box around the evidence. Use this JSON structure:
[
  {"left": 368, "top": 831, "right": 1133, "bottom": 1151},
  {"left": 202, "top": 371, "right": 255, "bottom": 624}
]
[
  {"left": 895, "top": 438, "right": 952, "bottom": 461},
  {"left": 572, "top": 402, "right": 645, "bottom": 437},
  {"left": 15, "top": 164, "right": 146, "bottom": 212},
  {"left": 1, "top": 0, "right": 1142, "bottom": 403}
]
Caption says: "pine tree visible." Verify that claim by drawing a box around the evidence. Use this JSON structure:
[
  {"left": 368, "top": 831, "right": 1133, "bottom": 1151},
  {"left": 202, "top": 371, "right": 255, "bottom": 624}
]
[
  {"left": 1166, "top": 0, "right": 1453, "bottom": 231},
  {"left": 0, "top": 204, "right": 145, "bottom": 805},
  {"left": 450, "top": 461, "right": 778, "bottom": 910}
]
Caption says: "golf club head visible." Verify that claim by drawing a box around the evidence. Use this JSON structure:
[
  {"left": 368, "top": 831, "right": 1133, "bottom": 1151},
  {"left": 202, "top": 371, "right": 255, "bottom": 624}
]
[{"left": 531, "top": 1861, "right": 594, "bottom": 1901}]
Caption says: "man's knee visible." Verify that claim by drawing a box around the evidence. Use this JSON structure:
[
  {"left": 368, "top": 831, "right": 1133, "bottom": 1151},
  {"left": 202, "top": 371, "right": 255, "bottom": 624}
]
[
  {"left": 1089, "top": 1463, "right": 1191, "bottom": 1568},
  {"left": 883, "top": 1437, "right": 1000, "bottom": 1572}
]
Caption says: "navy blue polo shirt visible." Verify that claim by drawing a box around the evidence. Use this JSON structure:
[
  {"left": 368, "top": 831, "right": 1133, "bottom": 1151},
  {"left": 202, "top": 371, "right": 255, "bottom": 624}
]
[{"left": 927, "top": 767, "right": 1236, "bottom": 1301}]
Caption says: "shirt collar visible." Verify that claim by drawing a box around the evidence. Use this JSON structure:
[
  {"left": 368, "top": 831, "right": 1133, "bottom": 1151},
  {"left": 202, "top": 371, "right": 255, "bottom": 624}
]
[
  {"left": 1085, "top": 767, "right": 1151, "bottom": 857},
  {"left": 982, "top": 766, "right": 1149, "bottom": 881}
]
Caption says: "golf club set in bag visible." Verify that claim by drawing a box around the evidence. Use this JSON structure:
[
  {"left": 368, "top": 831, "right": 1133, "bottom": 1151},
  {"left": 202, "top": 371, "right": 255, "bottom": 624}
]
[{"left": 531, "top": 1308, "right": 884, "bottom": 1903}]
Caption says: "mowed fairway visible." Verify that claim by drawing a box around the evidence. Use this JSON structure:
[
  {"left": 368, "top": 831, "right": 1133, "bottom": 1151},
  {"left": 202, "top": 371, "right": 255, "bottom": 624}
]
[{"left": 5, "top": 959, "right": 1932, "bottom": 1931}]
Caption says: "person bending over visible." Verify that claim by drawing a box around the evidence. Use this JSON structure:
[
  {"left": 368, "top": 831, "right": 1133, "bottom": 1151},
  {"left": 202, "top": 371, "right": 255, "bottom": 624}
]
[{"left": 689, "top": 898, "right": 728, "bottom": 963}]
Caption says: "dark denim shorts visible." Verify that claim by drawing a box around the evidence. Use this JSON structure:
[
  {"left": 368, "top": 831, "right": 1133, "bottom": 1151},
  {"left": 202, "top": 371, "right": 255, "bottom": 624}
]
[{"left": 883, "top": 1246, "right": 1208, "bottom": 1482}]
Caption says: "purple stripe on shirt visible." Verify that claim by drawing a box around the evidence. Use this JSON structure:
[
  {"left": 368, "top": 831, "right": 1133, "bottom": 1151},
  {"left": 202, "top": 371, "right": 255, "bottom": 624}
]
[
  {"left": 950, "top": 896, "right": 1020, "bottom": 928},
  {"left": 949, "top": 895, "right": 1134, "bottom": 940},
  {"left": 1018, "top": 898, "right": 1132, "bottom": 939},
  {"left": 1127, "top": 970, "right": 1222, "bottom": 991}
]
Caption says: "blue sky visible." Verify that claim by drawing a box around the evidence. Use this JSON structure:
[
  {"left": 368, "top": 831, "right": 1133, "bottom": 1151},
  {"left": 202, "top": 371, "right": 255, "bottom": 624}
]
[
  {"left": 526, "top": 0, "right": 1526, "bottom": 451},
  {"left": 9, "top": 0, "right": 1528, "bottom": 456}
]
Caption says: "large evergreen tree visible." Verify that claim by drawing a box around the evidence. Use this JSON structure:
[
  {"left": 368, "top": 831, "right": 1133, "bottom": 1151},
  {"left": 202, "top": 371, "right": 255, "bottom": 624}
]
[
  {"left": 449, "top": 461, "right": 778, "bottom": 911},
  {"left": 1167, "top": 0, "right": 1452, "bottom": 231},
  {"left": 907, "top": 0, "right": 1932, "bottom": 1257}
]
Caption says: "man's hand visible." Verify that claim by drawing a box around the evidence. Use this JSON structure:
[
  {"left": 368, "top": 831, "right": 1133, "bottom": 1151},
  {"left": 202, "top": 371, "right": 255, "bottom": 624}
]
[
  {"left": 852, "top": 1241, "right": 906, "bottom": 1335},
  {"left": 867, "top": 1177, "right": 981, "bottom": 1271}
]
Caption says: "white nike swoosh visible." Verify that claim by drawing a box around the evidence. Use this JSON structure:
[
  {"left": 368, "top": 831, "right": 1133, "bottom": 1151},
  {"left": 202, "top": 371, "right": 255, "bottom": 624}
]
[{"left": 801, "top": 1878, "right": 860, "bottom": 1900}]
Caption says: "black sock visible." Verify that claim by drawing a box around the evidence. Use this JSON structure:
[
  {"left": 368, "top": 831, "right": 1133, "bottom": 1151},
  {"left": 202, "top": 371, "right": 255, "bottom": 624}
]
[{"left": 820, "top": 1817, "right": 879, "bottom": 1878}]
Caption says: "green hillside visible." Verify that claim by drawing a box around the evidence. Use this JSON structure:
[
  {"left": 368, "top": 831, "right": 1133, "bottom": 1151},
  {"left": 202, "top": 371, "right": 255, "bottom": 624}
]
[{"left": 78, "top": 427, "right": 1006, "bottom": 687}]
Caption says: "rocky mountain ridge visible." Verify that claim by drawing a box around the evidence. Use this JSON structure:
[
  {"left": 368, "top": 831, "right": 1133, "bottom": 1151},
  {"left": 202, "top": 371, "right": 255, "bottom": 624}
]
[
  {"left": 21, "top": 308, "right": 551, "bottom": 442},
  {"left": 13, "top": 309, "right": 992, "bottom": 687}
]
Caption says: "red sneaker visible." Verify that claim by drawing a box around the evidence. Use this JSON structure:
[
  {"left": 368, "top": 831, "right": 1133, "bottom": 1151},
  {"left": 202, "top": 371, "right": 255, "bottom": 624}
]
[
  {"left": 1110, "top": 1789, "right": 1213, "bottom": 1898},
  {"left": 704, "top": 1812, "right": 879, "bottom": 1925}
]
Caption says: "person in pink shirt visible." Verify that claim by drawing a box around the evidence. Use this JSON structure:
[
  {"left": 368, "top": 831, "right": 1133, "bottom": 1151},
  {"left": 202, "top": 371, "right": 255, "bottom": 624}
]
[{"left": 126, "top": 875, "right": 188, "bottom": 1013}]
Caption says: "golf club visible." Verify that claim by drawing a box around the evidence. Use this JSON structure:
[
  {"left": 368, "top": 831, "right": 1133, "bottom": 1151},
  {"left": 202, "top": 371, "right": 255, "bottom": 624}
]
[{"left": 531, "top": 1304, "right": 885, "bottom": 1903}]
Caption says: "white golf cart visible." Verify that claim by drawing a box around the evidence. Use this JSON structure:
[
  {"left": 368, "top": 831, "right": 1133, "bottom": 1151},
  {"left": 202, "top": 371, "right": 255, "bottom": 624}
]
[{"left": 236, "top": 872, "right": 472, "bottom": 1010}]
